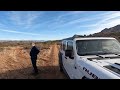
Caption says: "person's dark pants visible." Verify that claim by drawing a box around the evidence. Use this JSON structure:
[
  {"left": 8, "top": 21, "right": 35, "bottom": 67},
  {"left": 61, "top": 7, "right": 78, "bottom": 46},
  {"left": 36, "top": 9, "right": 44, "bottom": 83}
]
[{"left": 31, "top": 57, "right": 38, "bottom": 73}]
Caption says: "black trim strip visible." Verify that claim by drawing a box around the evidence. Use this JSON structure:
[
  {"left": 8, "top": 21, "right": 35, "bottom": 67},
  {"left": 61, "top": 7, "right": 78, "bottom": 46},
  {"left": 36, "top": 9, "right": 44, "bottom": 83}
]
[
  {"left": 115, "top": 63, "right": 120, "bottom": 66},
  {"left": 104, "top": 65, "right": 120, "bottom": 74}
]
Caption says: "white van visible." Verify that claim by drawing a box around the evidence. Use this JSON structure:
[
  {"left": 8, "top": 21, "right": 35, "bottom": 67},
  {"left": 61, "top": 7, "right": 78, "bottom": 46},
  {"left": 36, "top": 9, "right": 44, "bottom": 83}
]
[{"left": 59, "top": 37, "right": 120, "bottom": 79}]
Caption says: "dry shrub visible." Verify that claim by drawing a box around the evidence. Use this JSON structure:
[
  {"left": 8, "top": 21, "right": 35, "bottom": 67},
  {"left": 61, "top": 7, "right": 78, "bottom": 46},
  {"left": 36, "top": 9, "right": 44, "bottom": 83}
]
[{"left": 0, "top": 47, "right": 4, "bottom": 52}]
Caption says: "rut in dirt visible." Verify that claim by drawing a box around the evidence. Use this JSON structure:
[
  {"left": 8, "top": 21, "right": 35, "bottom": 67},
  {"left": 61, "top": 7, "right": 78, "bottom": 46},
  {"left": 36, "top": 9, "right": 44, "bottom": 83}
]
[{"left": 36, "top": 44, "right": 67, "bottom": 79}]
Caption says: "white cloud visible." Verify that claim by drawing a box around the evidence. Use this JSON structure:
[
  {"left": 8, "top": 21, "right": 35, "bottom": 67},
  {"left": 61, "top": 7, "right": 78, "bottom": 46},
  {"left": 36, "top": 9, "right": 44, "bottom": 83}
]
[
  {"left": 4, "top": 11, "right": 120, "bottom": 37},
  {"left": 0, "top": 23, "right": 6, "bottom": 27},
  {"left": 7, "top": 11, "right": 43, "bottom": 29},
  {"left": 67, "top": 11, "right": 120, "bottom": 26},
  {"left": 68, "top": 11, "right": 120, "bottom": 35},
  {"left": 55, "top": 11, "right": 85, "bottom": 23},
  {"left": 73, "top": 11, "right": 120, "bottom": 28},
  {"left": 0, "top": 29, "right": 41, "bottom": 36},
  {"left": 93, "top": 12, "right": 120, "bottom": 29},
  {"left": 98, "top": 19, "right": 120, "bottom": 29},
  {"left": 70, "top": 11, "right": 85, "bottom": 14},
  {"left": 47, "top": 11, "right": 112, "bottom": 30},
  {"left": 25, "top": 12, "right": 42, "bottom": 29},
  {"left": 8, "top": 11, "right": 24, "bottom": 25}
]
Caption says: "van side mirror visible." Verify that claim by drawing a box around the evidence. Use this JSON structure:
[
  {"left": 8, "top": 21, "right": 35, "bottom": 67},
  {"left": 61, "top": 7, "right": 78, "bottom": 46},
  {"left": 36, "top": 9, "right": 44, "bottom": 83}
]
[{"left": 65, "top": 50, "right": 74, "bottom": 59}]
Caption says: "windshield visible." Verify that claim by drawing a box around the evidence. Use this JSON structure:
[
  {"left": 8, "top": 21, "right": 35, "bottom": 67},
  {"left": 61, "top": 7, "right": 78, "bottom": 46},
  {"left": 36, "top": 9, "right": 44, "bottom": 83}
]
[{"left": 76, "top": 39, "right": 120, "bottom": 56}]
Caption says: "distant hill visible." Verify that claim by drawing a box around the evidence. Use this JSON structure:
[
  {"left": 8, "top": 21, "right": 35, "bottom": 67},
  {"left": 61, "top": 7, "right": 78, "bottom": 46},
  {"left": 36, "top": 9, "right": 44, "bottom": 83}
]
[
  {"left": 101, "top": 24, "right": 120, "bottom": 33},
  {"left": 62, "top": 24, "right": 120, "bottom": 42},
  {"left": 91, "top": 24, "right": 120, "bottom": 41}
]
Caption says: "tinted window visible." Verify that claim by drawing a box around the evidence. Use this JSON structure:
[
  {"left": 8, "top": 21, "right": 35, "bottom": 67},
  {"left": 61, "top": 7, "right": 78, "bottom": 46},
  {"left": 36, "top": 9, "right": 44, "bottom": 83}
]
[
  {"left": 76, "top": 39, "right": 120, "bottom": 56},
  {"left": 63, "top": 41, "right": 66, "bottom": 51},
  {"left": 67, "top": 41, "right": 74, "bottom": 58},
  {"left": 67, "top": 41, "right": 73, "bottom": 50}
]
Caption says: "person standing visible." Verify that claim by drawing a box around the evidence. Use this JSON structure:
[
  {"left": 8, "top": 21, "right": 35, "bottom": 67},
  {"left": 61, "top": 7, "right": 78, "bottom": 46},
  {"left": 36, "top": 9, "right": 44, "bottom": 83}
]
[{"left": 30, "top": 42, "right": 40, "bottom": 74}]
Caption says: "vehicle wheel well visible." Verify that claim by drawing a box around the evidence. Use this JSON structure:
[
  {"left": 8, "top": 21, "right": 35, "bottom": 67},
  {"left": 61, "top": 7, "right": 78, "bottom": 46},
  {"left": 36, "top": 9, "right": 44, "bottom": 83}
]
[
  {"left": 82, "top": 76, "right": 89, "bottom": 79},
  {"left": 59, "top": 52, "right": 63, "bottom": 72}
]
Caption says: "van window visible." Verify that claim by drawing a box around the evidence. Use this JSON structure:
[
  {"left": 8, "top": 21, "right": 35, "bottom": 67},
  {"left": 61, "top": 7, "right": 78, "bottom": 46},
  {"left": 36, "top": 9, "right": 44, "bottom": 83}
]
[
  {"left": 67, "top": 41, "right": 74, "bottom": 58},
  {"left": 67, "top": 41, "right": 73, "bottom": 51},
  {"left": 60, "top": 42, "right": 62, "bottom": 50},
  {"left": 63, "top": 41, "right": 66, "bottom": 51},
  {"left": 76, "top": 39, "right": 120, "bottom": 55}
]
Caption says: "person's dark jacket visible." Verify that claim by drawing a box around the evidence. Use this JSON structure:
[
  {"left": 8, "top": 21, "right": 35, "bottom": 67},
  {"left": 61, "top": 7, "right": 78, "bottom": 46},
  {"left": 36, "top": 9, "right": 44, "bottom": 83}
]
[{"left": 30, "top": 46, "right": 40, "bottom": 59}]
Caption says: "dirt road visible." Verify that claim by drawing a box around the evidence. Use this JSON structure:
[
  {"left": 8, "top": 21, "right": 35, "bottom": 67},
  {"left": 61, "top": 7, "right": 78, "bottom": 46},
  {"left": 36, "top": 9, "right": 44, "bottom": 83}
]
[
  {"left": 37, "top": 44, "right": 67, "bottom": 79},
  {"left": 0, "top": 45, "right": 67, "bottom": 79}
]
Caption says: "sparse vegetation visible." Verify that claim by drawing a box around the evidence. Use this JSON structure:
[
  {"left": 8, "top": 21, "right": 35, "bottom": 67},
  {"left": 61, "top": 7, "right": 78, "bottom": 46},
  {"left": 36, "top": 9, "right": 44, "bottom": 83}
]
[
  {"left": 0, "top": 47, "right": 3, "bottom": 52},
  {"left": 0, "top": 40, "right": 60, "bottom": 50}
]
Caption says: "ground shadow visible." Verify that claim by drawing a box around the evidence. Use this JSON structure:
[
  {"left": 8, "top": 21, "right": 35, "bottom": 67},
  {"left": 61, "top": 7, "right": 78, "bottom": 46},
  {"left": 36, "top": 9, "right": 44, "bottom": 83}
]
[{"left": 0, "top": 66, "right": 68, "bottom": 79}]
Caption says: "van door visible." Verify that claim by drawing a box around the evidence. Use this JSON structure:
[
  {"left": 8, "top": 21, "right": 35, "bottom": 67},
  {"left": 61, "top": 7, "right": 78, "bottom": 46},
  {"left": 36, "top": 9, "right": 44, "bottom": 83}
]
[
  {"left": 73, "top": 61, "right": 85, "bottom": 79},
  {"left": 65, "top": 41, "right": 76, "bottom": 79},
  {"left": 61, "top": 41, "right": 69, "bottom": 73}
]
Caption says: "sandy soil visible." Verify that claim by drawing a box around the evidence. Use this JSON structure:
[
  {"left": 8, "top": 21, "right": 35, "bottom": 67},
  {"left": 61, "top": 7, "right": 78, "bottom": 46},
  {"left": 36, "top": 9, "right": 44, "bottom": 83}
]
[{"left": 0, "top": 44, "right": 67, "bottom": 79}]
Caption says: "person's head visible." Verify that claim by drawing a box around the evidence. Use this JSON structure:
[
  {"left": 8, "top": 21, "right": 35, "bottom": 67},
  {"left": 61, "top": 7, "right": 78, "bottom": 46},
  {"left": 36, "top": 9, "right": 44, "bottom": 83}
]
[{"left": 32, "top": 42, "right": 35, "bottom": 46}]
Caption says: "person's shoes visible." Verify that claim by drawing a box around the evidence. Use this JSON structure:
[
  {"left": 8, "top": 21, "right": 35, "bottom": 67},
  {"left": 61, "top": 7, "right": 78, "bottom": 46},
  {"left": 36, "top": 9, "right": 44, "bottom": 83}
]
[
  {"left": 31, "top": 72, "right": 39, "bottom": 75},
  {"left": 34, "top": 72, "right": 39, "bottom": 76}
]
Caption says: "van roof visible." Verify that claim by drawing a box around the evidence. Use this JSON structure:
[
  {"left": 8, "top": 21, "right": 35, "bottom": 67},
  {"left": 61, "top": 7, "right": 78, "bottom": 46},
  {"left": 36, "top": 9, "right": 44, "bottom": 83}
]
[{"left": 63, "top": 37, "right": 116, "bottom": 41}]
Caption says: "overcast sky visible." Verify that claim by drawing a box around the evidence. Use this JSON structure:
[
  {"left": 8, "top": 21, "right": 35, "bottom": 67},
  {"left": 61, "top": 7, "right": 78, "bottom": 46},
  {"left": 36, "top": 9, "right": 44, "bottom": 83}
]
[{"left": 0, "top": 11, "right": 120, "bottom": 40}]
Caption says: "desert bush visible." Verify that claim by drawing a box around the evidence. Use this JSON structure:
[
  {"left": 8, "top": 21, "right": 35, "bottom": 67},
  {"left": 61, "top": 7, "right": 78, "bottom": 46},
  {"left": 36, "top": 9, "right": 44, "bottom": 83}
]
[{"left": 0, "top": 47, "right": 4, "bottom": 52}]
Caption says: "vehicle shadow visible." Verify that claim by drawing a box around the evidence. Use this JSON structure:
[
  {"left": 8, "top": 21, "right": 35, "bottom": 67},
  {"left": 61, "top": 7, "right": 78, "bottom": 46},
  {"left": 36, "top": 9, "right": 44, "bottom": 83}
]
[{"left": 0, "top": 66, "right": 68, "bottom": 79}]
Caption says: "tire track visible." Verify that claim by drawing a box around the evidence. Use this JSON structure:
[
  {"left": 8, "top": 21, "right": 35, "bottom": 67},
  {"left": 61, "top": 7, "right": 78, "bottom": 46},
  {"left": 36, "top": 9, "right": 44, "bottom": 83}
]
[{"left": 48, "top": 44, "right": 60, "bottom": 66}]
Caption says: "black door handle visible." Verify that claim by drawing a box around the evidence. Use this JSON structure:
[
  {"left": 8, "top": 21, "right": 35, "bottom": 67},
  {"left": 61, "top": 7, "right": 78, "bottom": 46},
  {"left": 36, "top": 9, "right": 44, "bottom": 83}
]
[{"left": 74, "top": 66, "right": 77, "bottom": 69}]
